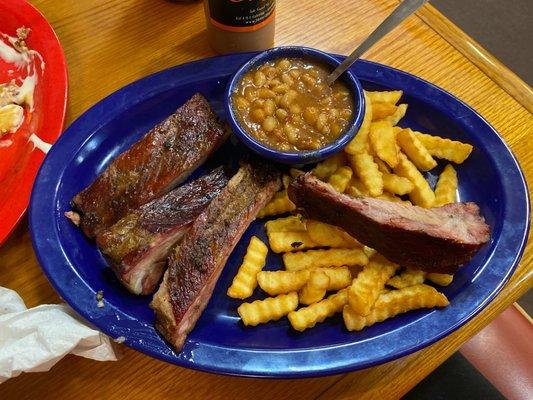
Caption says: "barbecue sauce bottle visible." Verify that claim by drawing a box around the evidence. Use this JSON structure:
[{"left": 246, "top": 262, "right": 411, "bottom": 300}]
[{"left": 203, "top": 0, "right": 276, "bottom": 54}]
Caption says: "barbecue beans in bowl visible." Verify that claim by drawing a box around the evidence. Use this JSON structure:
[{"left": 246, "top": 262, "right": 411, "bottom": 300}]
[{"left": 225, "top": 46, "right": 365, "bottom": 164}]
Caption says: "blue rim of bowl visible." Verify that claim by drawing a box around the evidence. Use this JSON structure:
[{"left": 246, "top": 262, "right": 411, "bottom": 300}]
[
  {"left": 28, "top": 52, "right": 530, "bottom": 378},
  {"left": 225, "top": 46, "right": 366, "bottom": 164}
]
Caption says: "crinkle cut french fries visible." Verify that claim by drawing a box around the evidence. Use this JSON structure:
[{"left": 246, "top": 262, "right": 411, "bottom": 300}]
[
  {"left": 345, "top": 91, "right": 372, "bottom": 155},
  {"left": 382, "top": 172, "right": 414, "bottom": 196},
  {"left": 369, "top": 120, "right": 399, "bottom": 168},
  {"left": 267, "top": 231, "right": 318, "bottom": 253},
  {"left": 312, "top": 152, "right": 347, "bottom": 180},
  {"left": 371, "top": 102, "right": 397, "bottom": 120},
  {"left": 386, "top": 269, "right": 425, "bottom": 289},
  {"left": 238, "top": 292, "right": 299, "bottom": 326},
  {"left": 327, "top": 166, "right": 353, "bottom": 193},
  {"left": 289, "top": 289, "right": 348, "bottom": 331},
  {"left": 348, "top": 254, "right": 399, "bottom": 316},
  {"left": 306, "top": 220, "right": 361, "bottom": 248},
  {"left": 299, "top": 269, "right": 329, "bottom": 305},
  {"left": 366, "top": 90, "right": 403, "bottom": 105},
  {"left": 427, "top": 272, "right": 454, "bottom": 286},
  {"left": 322, "top": 266, "right": 353, "bottom": 290},
  {"left": 227, "top": 236, "right": 268, "bottom": 299},
  {"left": 394, "top": 153, "right": 435, "bottom": 208},
  {"left": 381, "top": 103, "right": 407, "bottom": 126},
  {"left": 257, "top": 189, "right": 295, "bottom": 218},
  {"left": 265, "top": 215, "right": 306, "bottom": 233},
  {"left": 230, "top": 89, "right": 471, "bottom": 333},
  {"left": 414, "top": 131, "right": 473, "bottom": 164},
  {"left": 345, "top": 176, "right": 371, "bottom": 197},
  {"left": 283, "top": 248, "right": 368, "bottom": 271},
  {"left": 257, "top": 269, "right": 310, "bottom": 296},
  {"left": 396, "top": 128, "right": 437, "bottom": 171},
  {"left": 348, "top": 151, "right": 384, "bottom": 197},
  {"left": 434, "top": 164, "right": 458, "bottom": 207},
  {"left": 343, "top": 284, "right": 449, "bottom": 331}
]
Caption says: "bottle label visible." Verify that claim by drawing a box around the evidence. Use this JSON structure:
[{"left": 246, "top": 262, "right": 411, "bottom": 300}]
[{"left": 208, "top": 0, "right": 275, "bottom": 32}]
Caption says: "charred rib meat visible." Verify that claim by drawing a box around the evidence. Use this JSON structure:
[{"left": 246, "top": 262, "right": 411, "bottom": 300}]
[
  {"left": 288, "top": 173, "right": 490, "bottom": 274},
  {"left": 96, "top": 167, "right": 229, "bottom": 295},
  {"left": 68, "top": 93, "right": 228, "bottom": 238},
  {"left": 151, "top": 161, "right": 280, "bottom": 351}
]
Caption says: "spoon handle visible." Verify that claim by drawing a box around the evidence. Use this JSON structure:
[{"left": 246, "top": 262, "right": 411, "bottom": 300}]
[{"left": 326, "top": 0, "right": 429, "bottom": 85}]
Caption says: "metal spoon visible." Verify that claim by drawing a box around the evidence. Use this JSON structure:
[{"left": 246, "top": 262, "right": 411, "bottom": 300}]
[{"left": 326, "top": 0, "right": 429, "bottom": 85}]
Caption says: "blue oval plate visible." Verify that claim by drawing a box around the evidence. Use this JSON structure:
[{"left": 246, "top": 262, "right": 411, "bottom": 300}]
[{"left": 29, "top": 53, "right": 530, "bottom": 378}]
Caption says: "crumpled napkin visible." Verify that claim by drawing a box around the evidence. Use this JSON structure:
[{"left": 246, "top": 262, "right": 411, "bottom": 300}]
[{"left": 0, "top": 287, "right": 117, "bottom": 383}]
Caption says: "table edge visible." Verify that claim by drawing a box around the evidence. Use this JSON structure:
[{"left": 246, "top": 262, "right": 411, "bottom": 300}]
[{"left": 417, "top": 3, "right": 533, "bottom": 114}]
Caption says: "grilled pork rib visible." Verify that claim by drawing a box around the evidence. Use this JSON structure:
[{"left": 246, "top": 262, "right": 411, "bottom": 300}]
[
  {"left": 96, "top": 167, "right": 229, "bottom": 295},
  {"left": 68, "top": 93, "right": 228, "bottom": 238},
  {"left": 288, "top": 174, "right": 490, "bottom": 274},
  {"left": 151, "top": 161, "right": 281, "bottom": 351}
]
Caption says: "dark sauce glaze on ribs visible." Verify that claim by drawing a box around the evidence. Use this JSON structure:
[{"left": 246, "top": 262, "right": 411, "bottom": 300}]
[
  {"left": 288, "top": 173, "right": 491, "bottom": 274},
  {"left": 96, "top": 167, "right": 229, "bottom": 295},
  {"left": 69, "top": 93, "right": 229, "bottom": 238},
  {"left": 151, "top": 161, "right": 281, "bottom": 351}
]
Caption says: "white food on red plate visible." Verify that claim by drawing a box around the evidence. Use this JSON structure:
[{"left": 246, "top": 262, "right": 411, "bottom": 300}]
[{"left": 0, "top": 27, "right": 48, "bottom": 150}]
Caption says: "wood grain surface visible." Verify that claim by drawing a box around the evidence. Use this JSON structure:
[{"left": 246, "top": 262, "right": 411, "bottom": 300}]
[
  {"left": 417, "top": 3, "right": 533, "bottom": 114},
  {"left": 1, "top": 0, "right": 531, "bottom": 399}
]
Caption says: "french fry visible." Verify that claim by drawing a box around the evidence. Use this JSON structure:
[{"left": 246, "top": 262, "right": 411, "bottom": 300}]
[
  {"left": 265, "top": 215, "right": 306, "bottom": 234},
  {"left": 374, "top": 157, "right": 391, "bottom": 174},
  {"left": 267, "top": 231, "right": 318, "bottom": 253},
  {"left": 312, "top": 153, "right": 347, "bottom": 180},
  {"left": 306, "top": 220, "right": 361, "bottom": 248},
  {"left": 434, "top": 164, "right": 458, "bottom": 206},
  {"left": 376, "top": 192, "right": 412, "bottom": 204},
  {"left": 345, "top": 176, "right": 371, "bottom": 197},
  {"left": 299, "top": 269, "right": 330, "bottom": 305},
  {"left": 396, "top": 128, "right": 437, "bottom": 171},
  {"left": 348, "top": 151, "right": 384, "bottom": 197},
  {"left": 283, "top": 248, "right": 369, "bottom": 271},
  {"left": 382, "top": 172, "right": 414, "bottom": 195},
  {"left": 238, "top": 292, "right": 299, "bottom": 326},
  {"left": 348, "top": 254, "right": 399, "bottom": 316},
  {"left": 363, "top": 246, "right": 377, "bottom": 258},
  {"left": 427, "top": 272, "right": 454, "bottom": 286},
  {"left": 371, "top": 102, "right": 397, "bottom": 120},
  {"left": 257, "top": 269, "right": 310, "bottom": 296},
  {"left": 288, "top": 289, "right": 348, "bottom": 331},
  {"left": 257, "top": 190, "right": 296, "bottom": 218},
  {"left": 343, "top": 284, "right": 449, "bottom": 331},
  {"left": 366, "top": 90, "right": 402, "bottom": 105},
  {"left": 328, "top": 166, "right": 353, "bottom": 193},
  {"left": 369, "top": 120, "right": 399, "bottom": 168},
  {"left": 227, "top": 236, "right": 268, "bottom": 299},
  {"left": 386, "top": 269, "right": 426, "bottom": 289},
  {"left": 345, "top": 92, "right": 372, "bottom": 155},
  {"left": 381, "top": 103, "right": 407, "bottom": 126},
  {"left": 394, "top": 153, "right": 435, "bottom": 208},
  {"left": 322, "top": 266, "right": 353, "bottom": 290},
  {"left": 413, "top": 131, "right": 473, "bottom": 164}
]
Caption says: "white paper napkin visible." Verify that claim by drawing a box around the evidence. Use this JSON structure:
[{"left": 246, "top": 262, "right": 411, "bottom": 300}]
[{"left": 0, "top": 287, "right": 117, "bottom": 383}]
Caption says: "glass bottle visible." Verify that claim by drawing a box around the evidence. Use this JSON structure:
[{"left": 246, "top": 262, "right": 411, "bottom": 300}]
[{"left": 203, "top": 0, "right": 276, "bottom": 54}]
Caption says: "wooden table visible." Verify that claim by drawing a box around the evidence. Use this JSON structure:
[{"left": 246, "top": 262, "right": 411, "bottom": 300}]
[{"left": 1, "top": 1, "right": 532, "bottom": 399}]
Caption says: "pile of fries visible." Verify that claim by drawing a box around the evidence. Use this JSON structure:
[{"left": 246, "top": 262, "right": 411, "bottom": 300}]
[{"left": 228, "top": 89, "right": 475, "bottom": 333}]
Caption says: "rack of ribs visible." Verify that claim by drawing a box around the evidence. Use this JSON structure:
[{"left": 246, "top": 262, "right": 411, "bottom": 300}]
[
  {"left": 151, "top": 160, "right": 281, "bottom": 351},
  {"left": 66, "top": 93, "right": 229, "bottom": 238},
  {"left": 288, "top": 173, "right": 491, "bottom": 274},
  {"left": 96, "top": 167, "right": 229, "bottom": 295}
]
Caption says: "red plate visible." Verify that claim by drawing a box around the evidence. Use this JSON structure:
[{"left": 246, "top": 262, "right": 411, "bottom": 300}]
[{"left": 0, "top": 0, "right": 67, "bottom": 245}]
